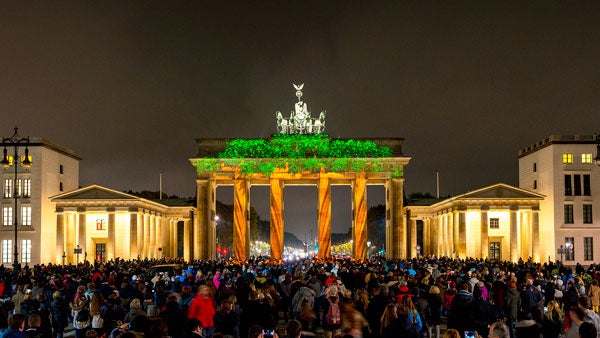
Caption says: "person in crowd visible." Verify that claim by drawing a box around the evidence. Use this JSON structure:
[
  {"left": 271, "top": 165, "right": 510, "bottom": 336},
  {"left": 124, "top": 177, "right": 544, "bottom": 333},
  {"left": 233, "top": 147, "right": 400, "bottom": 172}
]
[
  {"left": 24, "top": 314, "right": 51, "bottom": 338},
  {"left": 20, "top": 289, "right": 40, "bottom": 316},
  {"left": 297, "top": 297, "right": 317, "bottom": 335},
  {"left": 124, "top": 298, "right": 145, "bottom": 324},
  {"left": 365, "top": 284, "right": 391, "bottom": 338},
  {"left": 285, "top": 320, "right": 302, "bottom": 338},
  {"left": 442, "top": 329, "right": 460, "bottom": 338},
  {"left": 188, "top": 285, "right": 216, "bottom": 338},
  {"left": 89, "top": 291, "right": 106, "bottom": 336},
  {"left": 580, "top": 322, "right": 599, "bottom": 338},
  {"left": 379, "top": 303, "right": 397, "bottom": 336},
  {"left": 588, "top": 280, "right": 600, "bottom": 314},
  {"left": 71, "top": 290, "right": 91, "bottom": 338},
  {"left": 401, "top": 295, "right": 423, "bottom": 333},
  {"left": 339, "top": 298, "right": 368, "bottom": 338},
  {"left": 488, "top": 322, "right": 510, "bottom": 338},
  {"left": 186, "top": 318, "right": 205, "bottom": 338},
  {"left": 317, "top": 284, "right": 342, "bottom": 338},
  {"left": 381, "top": 304, "right": 419, "bottom": 338},
  {"left": 543, "top": 300, "right": 563, "bottom": 338},
  {"left": 213, "top": 299, "right": 240, "bottom": 338},
  {"left": 505, "top": 280, "right": 521, "bottom": 338},
  {"left": 565, "top": 306, "right": 587, "bottom": 338},
  {"left": 2, "top": 314, "right": 27, "bottom": 338},
  {"left": 471, "top": 287, "right": 497, "bottom": 337},
  {"left": 448, "top": 282, "right": 474, "bottom": 334},
  {"left": 50, "top": 291, "right": 69, "bottom": 338},
  {"left": 159, "top": 293, "right": 187, "bottom": 338},
  {"left": 579, "top": 295, "right": 600, "bottom": 335},
  {"left": 514, "top": 307, "right": 542, "bottom": 338},
  {"left": 427, "top": 286, "right": 443, "bottom": 338}
]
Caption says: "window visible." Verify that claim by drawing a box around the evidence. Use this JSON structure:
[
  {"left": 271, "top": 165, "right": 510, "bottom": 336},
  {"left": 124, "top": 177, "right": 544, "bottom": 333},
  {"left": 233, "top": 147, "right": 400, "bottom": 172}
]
[
  {"left": 584, "top": 175, "right": 591, "bottom": 196},
  {"left": 533, "top": 163, "right": 537, "bottom": 172},
  {"left": 564, "top": 205, "right": 574, "bottom": 224},
  {"left": 20, "top": 240, "right": 31, "bottom": 264},
  {"left": 574, "top": 175, "right": 582, "bottom": 196},
  {"left": 533, "top": 180, "right": 537, "bottom": 189},
  {"left": 59, "top": 164, "right": 64, "bottom": 174},
  {"left": 59, "top": 182, "right": 63, "bottom": 192},
  {"left": 96, "top": 219, "right": 105, "bottom": 230},
  {"left": 584, "top": 204, "right": 593, "bottom": 224},
  {"left": 2, "top": 207, "right": 12, "bottom": 226},
  {"left": 3, "top": 179, "right": 12, "bottom": 198},
  {"left": 489, "top": 218, "right": 500, "bottom": 229},
  {"left": 565, "top": 175, "right": 572, "bottom": 196},
  {"left": 1, "top": 240, "right": 11, "bottom": 264},
  {"left": 565, "top": 237, "right": 575, "bottom": 261},
  {"left": 563, "top": 153, "right": 573, "bottom": 164},
  {"left": 15, "top": 179, "right": 21, "bottom": 197},
  {"left": 584, "top": 237, "right": 594, "bottom": 261},
  {"left": 21, "top": 206, "right": 31, "bottom": 226},
  {"left": 583, "top": 153, "right": 592, "bottom": 164}
]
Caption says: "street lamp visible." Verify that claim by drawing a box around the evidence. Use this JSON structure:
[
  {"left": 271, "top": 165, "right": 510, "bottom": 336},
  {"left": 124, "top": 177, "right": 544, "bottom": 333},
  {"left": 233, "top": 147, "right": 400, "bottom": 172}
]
[{"left": 1, "top": 127, "right": 32, "bottom": 270}]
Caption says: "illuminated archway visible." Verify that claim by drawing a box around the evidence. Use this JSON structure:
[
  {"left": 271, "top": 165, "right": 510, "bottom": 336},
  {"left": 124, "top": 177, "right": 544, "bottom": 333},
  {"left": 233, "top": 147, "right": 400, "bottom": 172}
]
[{"left": 190, "top": 134, "right": 410, "bottom": 261}]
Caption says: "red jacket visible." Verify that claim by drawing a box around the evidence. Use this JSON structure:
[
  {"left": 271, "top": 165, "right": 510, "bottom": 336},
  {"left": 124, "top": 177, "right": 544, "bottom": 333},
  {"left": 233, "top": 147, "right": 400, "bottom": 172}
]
[{"left": 188, "top": 294, "right": 216, "bottom": 328}]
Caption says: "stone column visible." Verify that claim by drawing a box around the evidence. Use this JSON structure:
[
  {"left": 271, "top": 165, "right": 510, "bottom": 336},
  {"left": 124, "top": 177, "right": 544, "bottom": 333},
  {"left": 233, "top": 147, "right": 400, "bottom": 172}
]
[
  {"left": 233, "top": 178, "right": 249, "bottom": 261},
  {"left": 458, "top": 208, "right": 466, "bottom": 258},
  {"left": 423, "top": 218, "right": 430, "bottom": 256},
  {"left": 353, "top": 174, "right": 368, "bottom": 260},
  {"left": 77, "top": 209, "right": 86, "bottom": 258},
  {"left": 532, "top": 207, "right": 540, "bottom": 262},
  {"left": 56, "top": 209, "right": 65, "bottom": 264},
  {"left": 143, "top": 213, "right": 150, "bottom": 258},
  {"left": 409, "top": 217, "right": 417, "bottom": 258},
  {"left": 510, "top": 206, "right": 518, "bottom": 262},
  {"left": 431, "top": 216, "right": 439, "bottom": 257},
  {"left": 386, "top": 178, "right": 405, "bottom": 259},
  {"left": 107, "top": 209, "right": 116, "bottom": 260},
  {"left": 481, "top": 205, "right": 489, "bottom": 259},
  {"left": 270, "top": 178, "right": 284, "bottom": 260},
  {"left": 184, "top": 219, "right": 192, "bottom": 261},
  {"left": 317, "top": 175, "right": 332, "bottom": 259},
  {"left": 453, "top": 210, "right": 459, "bottom": 257},
  {"left": 129, "top": 208, "right": 139, "bottom": 258},
  {"left": 65, "top": 213, "right": 76, "bottom": 264},
  {"left": 448, "top": 212, "right": 455, "bottom": 257},
  {"left": 441, "top": 214, "right": 447, "bottom": 256}
]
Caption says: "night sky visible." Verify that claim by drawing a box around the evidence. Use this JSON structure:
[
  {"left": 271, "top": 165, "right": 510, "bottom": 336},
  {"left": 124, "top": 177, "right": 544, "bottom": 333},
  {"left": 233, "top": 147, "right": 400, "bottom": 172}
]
[{"left": 2, "top": 2, "right": 600, "bottom": 237}]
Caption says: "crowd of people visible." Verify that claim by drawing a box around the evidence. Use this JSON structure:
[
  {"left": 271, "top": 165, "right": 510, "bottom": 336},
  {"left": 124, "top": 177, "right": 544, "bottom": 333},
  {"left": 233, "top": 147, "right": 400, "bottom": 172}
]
[{"left": 0, "top": 256, "right": 599, "bottom": 338}]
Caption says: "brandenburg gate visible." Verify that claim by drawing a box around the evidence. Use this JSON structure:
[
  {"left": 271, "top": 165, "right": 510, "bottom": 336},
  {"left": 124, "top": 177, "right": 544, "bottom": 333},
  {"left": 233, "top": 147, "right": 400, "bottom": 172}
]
[{"left": 189, "top": 85, "right": 411, "bottom": 261}]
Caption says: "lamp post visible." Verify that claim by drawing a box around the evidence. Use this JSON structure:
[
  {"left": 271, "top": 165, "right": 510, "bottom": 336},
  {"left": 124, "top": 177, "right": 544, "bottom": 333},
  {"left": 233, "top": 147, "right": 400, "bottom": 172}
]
[{"left": 1, "top": 127, "right": 32, "bottom": 270}]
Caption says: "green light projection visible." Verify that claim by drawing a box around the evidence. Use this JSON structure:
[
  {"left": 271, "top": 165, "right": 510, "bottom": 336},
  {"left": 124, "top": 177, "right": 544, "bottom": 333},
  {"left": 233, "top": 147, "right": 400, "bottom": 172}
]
[{"left": 193, "top": 134, "right": 403, "bottom": 177}]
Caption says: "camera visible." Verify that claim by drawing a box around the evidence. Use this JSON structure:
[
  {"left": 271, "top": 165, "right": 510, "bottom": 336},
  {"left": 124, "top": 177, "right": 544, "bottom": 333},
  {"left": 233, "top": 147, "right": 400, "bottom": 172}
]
[
  {"left": 262, "top": 329, "right": 274, "bottom": 338},
  {"left": 464, "top": 331, "right": 476, "bottom": 338}
]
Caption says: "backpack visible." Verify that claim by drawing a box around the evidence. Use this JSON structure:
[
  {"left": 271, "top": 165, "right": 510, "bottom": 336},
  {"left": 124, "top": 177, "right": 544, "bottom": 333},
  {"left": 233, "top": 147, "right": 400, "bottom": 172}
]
[{"left": 325, "top": 297, "right": 340, "bottom": 325}]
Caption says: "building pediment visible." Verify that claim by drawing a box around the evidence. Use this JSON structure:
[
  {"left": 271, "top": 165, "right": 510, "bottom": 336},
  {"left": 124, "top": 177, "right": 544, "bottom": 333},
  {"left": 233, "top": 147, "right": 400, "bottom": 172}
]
[
  {"left": 51, "top": 184, "right": 138, "bottom": 201},
  {"left": 458, "top": 183, "right": 544, "bottom": 200}
]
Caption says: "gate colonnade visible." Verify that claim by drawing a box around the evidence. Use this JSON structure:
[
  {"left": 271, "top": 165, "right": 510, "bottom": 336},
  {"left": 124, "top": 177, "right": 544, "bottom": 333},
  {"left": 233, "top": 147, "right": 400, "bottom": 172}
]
[{"left": 190, "top": 137, "right": 410, "bottom": 261}]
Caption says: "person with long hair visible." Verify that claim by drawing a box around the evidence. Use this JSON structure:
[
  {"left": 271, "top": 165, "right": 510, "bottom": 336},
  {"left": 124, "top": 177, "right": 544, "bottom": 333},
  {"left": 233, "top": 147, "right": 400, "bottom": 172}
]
[
  {"left": 542, "top": 300, "right": 563, "bottom": 338},
  {"left": 71, "top": 291, "right": 90, "bottom": 338},
  {"left": 298, "top": 297, "right": 317, "bottom": 335},
  {"left": 382, "top": 304, "right": 419, "bottom": 338},
  {"left": 89, "top": 291, "right": 106, "bottom": 336},
  {"left": 380, "top": 303, "right": 397, "bottom": 335},
  {"left": 442, "top": 329, "right": 460, "bottom": 338},
  {"left": 339, "top": 298, "right": 368, "bottom": 338},
  {"left": 401, "top": 295, "right": 423, "bottom": 333}
]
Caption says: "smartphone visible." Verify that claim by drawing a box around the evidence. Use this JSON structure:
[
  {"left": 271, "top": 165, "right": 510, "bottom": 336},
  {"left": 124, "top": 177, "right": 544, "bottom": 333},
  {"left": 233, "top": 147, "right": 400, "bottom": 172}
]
[
  {"left": 262, "top": 329, "right": 274, "bottom": 338},
  {"left": 464, "top": 331, "right": 476, "bottom": 338}
]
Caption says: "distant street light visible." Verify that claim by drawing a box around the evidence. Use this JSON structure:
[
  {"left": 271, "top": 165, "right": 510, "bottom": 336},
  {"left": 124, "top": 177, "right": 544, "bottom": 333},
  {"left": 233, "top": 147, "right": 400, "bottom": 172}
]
[{"left": 1, "top": 127, "right": 32, "bottom": 270}]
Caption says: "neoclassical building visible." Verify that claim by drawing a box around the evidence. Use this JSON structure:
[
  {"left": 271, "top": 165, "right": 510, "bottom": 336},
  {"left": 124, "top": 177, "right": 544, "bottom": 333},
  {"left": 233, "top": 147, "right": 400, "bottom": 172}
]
[
  {"left": 406, "top": 183, "right": 546, "bottom": 262},
  {"left": 51, "top": 185, "right": 194, "bottom": 264}
]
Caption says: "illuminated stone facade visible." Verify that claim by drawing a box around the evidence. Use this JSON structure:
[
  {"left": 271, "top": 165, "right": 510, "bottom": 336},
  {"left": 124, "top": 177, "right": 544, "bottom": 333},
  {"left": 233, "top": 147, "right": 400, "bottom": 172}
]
[
  {"left": 191, "top": 137, "right": 410, "bottom": 261},
  {"left": 519, "top": 135, "right": 600, "bottom": 263},
  {"left": 406, "top": 184, "right": 545, "bottom": 262},
  {"left": 51, "top": 185, "right": 194, "bottom": 264}
]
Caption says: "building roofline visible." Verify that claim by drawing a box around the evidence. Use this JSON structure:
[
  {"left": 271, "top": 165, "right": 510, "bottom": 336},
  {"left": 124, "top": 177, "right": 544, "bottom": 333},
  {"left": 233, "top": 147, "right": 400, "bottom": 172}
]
[
  {"left": 518, "top": 134, "right": 597, "bottom": 158},
  {"left": 25, "top": 137, "right": 82, "bottom": 160}
]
